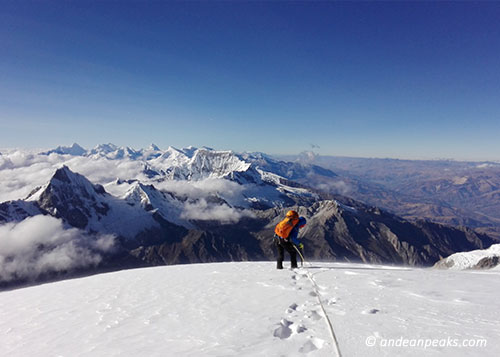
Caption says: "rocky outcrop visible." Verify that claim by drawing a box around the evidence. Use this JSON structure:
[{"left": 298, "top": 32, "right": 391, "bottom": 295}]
[{"left": 474, "top": 256, "right": 500, "bottom": 269}]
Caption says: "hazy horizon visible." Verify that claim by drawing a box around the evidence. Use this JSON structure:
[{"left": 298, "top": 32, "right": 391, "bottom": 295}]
[{"left": 1, "top": 142, "right": 498, "bottom": 163}]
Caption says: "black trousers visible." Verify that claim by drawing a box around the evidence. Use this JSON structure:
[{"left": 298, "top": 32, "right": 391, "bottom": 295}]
[{"left": 276, "top": 238, "right": 297, "bottom": 269}]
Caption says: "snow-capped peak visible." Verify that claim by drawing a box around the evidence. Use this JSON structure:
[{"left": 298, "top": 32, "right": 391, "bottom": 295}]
[
  {"left": 90, "top": 143, "right": 119, "bottom": 155},
  {"left": 89, "top": 144, "right": 142, "bottom": 160},
  {"left": 50, "top": 165, "right": 106, "bottom": 195},
  {"left": 141, "top": 144, "right": 162, "bottom": 160},
  {"left": 122, "top": 181, "right": 188, "bottom": 227},
  {"left": 26, "top": 165, "right": 106, "bottom": 203},
  {"left": 148, "top": 143, "right": 161, "bottom": 151},
  {"left": 27, "top": 166, "right": 110, "bottom": 229},
  {"left": 25, "top": 166, "right": 159, "bottom": 236},
  {"left": 124, "top": 182, "right": 153, "bottom": 210},
  {"left": 40, "top": 143, "right": 87, "bottom": 156},
  {"left": 148, "top": 147, "right": 253, "bottom": 181},
  {"left": 181, "top": 146, "right": 199, "bottom": 158}
]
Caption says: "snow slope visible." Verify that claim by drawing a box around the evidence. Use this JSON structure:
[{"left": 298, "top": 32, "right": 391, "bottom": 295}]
[{"left": 1, "top": 262, "right": 498, "bottom": 357}]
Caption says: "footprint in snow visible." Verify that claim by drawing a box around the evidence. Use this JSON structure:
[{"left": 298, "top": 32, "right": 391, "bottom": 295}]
[
  {"left": 327, "top": 298, "right": 337, "bottom": 305},
  {"left": 299, "top": 337, "right": 325, "bottom": 353},
  {"left": 362, "top": 308, "right": 380, "bottom": 314},
  {"left": 273, "top": 319, "right": 293, "bottom": 339},
  {"left": 292, "top": 324, "right": 307, "bottom": 334},
  {"left": 306, "top": 310, "right": 323, "bottom": 321},
  {"left": 286, "top": 303, "right": 298, "bottom": 314}
]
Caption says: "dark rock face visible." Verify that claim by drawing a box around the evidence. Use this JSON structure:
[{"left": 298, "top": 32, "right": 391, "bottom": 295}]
[
  {"left": 0, "top": 199, "right": 47, "bottom": 224},
  {"left": 36, "top": 166, "right": 110, "bottom": 229},
  {"left": 127, "top": 200, "right": 494, "bottom": 268},
  {"left": 249, "top": 201, "right": 494, "bottom": 266},
  {"left": 52, "top": 167, "right": 72, "bottom": 183},
  {"left": 128, "top": 215, "right": 269, "bottom": 266},
  {"left": 433, "top": 259, "right": 456, "bottom": 269},
  {"left": 130, "top": 230, "right": 261, "bottom": 265},
  {"left": 473, "top": 256, "right": 500, "bottom": 269}
]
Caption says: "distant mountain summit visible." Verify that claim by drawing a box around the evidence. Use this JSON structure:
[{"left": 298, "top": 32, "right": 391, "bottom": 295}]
[
  {"left": 28, "top": 165, "right": 111, "bottom": 229},
  {"left": 23, "top": 166, "right": 157, "bottom": 237},
  {"left": 40, "top": 143, "right": 86, "bottom": 156}
]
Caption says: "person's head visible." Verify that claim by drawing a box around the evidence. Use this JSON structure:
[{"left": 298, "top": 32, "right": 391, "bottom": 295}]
[
  {"left": 286, "top": 210, "right": 299, "bottom": 219},
  {"left": 298, "top": 217, "right": 307, "bottom": 228}
]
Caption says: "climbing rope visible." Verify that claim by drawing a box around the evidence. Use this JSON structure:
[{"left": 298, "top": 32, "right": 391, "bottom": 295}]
[{"left": 293, "top": 245, "right": 343, "bottom": 357}]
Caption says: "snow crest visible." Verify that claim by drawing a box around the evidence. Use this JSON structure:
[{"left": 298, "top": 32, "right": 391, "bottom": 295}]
[{"left": 435, "top": 244, "right": 500, "bottom": 270}]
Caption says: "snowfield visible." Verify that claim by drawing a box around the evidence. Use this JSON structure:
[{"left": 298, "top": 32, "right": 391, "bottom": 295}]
[{"left": 1, "top": 262, "right": 499, "bottom": 357}]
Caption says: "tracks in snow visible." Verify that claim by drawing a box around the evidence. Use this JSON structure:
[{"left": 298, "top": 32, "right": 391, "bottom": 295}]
[{"left": 272, "top": 268, "right": 341, "bottom": 356}]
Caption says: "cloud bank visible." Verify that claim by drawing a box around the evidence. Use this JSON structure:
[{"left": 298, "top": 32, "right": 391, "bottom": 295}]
[
  {"left": 181, "top": 199, "right": 254, "bottom": 223},
  {"left": 316, "top": 180, "right": 352, "bottom": 196},
  {"left": 0, "top": 150, "right": 148, "bottom": 202},
  {"left": 155, "top": 178, "right": 255, "bottom": 222},
  {"left": 155, "top": 178, "right": 246, "bottom": 201},
  {"left": 0, "top": 215, "right": 117, "bottom": 283}
]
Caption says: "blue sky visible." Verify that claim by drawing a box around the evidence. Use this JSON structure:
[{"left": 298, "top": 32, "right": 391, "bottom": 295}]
[{"left": 1, "top": 1, "right": 499, "bottom": 160}]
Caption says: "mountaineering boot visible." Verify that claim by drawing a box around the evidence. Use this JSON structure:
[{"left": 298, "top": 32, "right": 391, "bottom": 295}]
[{"left": 290, "top": 250, "right": 298, "bottom": 269}]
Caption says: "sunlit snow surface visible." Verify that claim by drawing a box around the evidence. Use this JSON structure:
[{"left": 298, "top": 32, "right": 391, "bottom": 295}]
[{"left": 1, "top": 262, "right": 499, "bottom": 357}]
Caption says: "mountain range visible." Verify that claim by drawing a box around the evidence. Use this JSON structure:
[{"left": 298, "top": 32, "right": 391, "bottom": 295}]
[{"left": 0, "top": 144, "right": 496, "bottom": 286}]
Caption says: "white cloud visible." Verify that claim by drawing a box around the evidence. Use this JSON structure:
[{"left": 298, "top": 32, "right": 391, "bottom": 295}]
[
  {"left": 64, "top": 156, "right": 147, "bottom": 184},
  {"left": 155, "top": 178, "right": 246, "bottom": 201},
  {"left": 180, "top": 199, "right": 254, "bottom": 223},
  {"left": 0, "top": 151, "right": 68, "bottom": 202},
  {"left": 156, "top": 178, "right": 255, "bottom": 223},
  {"left": 0, "top": 215, "right": 117, "bottom": 283},
  {"left": 0, "top": 150, "right": 147, "bottom": 202},
  {"left": 297, "top": 151, "right": 318, "bottom": 164},
  {"left": 316, "top": 180, "right": 352, "bottom": 196},
  {"left": 0, "top": 155, "right": 12, "bottom": 171}
]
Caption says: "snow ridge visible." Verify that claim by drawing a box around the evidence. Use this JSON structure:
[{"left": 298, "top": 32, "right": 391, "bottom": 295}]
[{"left": 435, "top": 244, "right": 500, "bottom": 270}]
